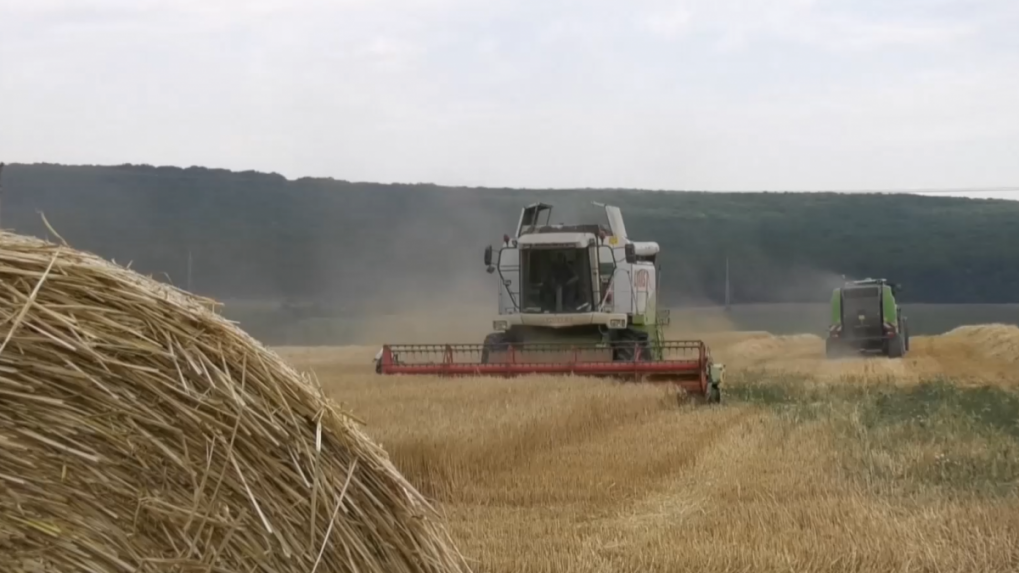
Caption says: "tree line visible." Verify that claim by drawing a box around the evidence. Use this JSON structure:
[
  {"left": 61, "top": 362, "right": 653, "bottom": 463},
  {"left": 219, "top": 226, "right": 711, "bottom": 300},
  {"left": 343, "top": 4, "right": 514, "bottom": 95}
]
[{"left": 3, "top": 162, "right": 1018, "bottom": 309}]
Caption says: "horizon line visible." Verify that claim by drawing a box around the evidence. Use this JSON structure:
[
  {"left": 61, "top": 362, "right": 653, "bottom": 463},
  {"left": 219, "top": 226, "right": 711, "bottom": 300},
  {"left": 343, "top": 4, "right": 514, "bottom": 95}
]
[{"left": 6, "top": 160, "right": 1018, "bottom": 198}]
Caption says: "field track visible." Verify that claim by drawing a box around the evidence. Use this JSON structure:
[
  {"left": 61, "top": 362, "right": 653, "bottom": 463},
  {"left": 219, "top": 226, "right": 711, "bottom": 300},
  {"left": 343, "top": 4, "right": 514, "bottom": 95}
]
[{"left": 277, "top": 324, "right": 1019, "bottom": 573}]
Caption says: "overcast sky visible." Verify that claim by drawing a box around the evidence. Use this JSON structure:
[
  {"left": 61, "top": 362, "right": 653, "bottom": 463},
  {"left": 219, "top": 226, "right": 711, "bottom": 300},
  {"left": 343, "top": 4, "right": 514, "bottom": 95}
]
[{"left": 1, "top": 0, "right": 1017, "bottom": 198}]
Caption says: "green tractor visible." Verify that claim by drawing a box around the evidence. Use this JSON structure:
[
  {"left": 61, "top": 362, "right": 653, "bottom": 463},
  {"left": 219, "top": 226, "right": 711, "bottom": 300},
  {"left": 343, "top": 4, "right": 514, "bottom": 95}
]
[{"left": 825, "top": 278, "right": 909, "bottom": 359}]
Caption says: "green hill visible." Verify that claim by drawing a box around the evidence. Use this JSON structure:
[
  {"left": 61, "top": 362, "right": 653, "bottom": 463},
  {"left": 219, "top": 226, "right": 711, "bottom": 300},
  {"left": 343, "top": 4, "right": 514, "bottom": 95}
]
[{"left": 3, "top": 162, "right": 1019, "bottom": 310}]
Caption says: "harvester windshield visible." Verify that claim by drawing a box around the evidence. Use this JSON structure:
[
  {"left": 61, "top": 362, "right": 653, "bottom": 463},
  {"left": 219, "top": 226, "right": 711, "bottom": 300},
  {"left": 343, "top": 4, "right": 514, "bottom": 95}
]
[{"left": 520, "top": 247, "right": 594, "bottom": 313}]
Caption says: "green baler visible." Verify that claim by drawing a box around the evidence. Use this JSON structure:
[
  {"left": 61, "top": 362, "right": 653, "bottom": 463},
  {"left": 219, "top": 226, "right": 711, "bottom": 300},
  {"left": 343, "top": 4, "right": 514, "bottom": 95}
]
[{"left": 826, "top": 278, "right": 909, "bottom": 358}]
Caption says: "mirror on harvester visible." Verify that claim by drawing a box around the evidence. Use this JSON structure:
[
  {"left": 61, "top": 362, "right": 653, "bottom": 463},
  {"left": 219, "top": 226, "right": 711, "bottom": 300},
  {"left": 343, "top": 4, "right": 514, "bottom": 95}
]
[
  {"left": 484, "top": 245, "right": 495, "bottom": 273},
  {"left": 624, "top": 243, "right": 636, "bottom": 264}
]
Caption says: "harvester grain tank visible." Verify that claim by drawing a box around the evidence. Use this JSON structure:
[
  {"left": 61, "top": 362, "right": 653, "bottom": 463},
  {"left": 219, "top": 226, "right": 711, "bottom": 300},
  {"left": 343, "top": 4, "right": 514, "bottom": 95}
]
[
  {"left": 825, "top": 278, "right": 910, "bottom": 358},
  {"left": 375, "top": 202, "right": 724, "bottom": 402}
]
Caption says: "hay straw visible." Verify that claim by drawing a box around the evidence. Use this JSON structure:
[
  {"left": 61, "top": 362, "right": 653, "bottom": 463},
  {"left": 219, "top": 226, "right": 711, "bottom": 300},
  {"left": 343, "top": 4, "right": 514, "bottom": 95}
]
[
  {"left": 0, "top": 230, "right": 471, "bottom": 572},
  {"left": 942, "top": 323, "right": 1019, "bottom": 362}
]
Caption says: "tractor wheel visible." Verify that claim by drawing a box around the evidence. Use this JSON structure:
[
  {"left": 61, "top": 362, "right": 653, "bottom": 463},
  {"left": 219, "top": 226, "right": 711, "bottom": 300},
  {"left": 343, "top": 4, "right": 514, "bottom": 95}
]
[
  {"left": 887, "top": 335, "right": 905, "bottom": 359},
  {"left": 825, "top": 338, "right": 840, "bottom": 359}
]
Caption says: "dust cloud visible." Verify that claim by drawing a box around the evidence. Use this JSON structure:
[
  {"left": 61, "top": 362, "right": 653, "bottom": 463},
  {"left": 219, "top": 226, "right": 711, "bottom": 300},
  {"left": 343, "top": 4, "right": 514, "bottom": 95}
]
[
  {"left": 258, "top": 185, "right": 888, "bottom": 348},
  {"left": 349, "top": 190, "right": 513, "bottom": 346}
]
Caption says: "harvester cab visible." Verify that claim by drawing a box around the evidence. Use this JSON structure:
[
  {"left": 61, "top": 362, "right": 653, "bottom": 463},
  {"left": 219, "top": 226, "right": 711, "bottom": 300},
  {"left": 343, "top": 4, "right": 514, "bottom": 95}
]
[
  {"left": 825, "top": 277, "right": 909, "bottom": 359},
  {"left": 376, "top": 202, "right": 723, "bottom": 403}
]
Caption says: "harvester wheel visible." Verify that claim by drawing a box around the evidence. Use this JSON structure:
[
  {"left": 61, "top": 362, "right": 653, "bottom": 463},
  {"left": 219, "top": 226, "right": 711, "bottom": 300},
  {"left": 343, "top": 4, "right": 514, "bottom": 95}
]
[
  {"left": 481, "top": 332, "right": 513, "bottom": 364},
  {"left": 707, "top": 384, "right": 721, "bottom": 404},
  {"left": 612, "top": 329, "right": 652, "bottom": 362}
]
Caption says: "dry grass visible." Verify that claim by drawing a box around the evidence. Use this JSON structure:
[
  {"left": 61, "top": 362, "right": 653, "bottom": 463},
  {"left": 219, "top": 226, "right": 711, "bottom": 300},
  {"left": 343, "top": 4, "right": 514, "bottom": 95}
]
[
  {"left": 281, "top": 328, "right": 1019, "bottom": 573},
  {"left": 0, "top": 231, "right": 469, "bottom": 573}
]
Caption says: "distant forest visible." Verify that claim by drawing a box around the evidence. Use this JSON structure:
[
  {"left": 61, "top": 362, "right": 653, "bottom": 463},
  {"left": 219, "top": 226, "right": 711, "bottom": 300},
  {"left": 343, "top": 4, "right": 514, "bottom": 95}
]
[{"left": 3, "top": 163, "right": 1019, "bottom": 310}]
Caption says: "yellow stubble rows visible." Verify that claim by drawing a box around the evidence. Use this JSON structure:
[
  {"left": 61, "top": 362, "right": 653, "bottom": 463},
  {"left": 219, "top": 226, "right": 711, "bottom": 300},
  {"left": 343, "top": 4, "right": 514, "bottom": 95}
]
[{"left": 278, "top": 327, "right": 1019, "bottom": 573}]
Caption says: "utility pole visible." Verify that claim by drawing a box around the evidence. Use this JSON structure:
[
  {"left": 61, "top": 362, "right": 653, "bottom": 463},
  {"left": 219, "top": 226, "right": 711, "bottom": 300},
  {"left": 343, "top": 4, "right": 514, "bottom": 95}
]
[{"left": 724, "top": 255, "right": 731, "bottom": 312}]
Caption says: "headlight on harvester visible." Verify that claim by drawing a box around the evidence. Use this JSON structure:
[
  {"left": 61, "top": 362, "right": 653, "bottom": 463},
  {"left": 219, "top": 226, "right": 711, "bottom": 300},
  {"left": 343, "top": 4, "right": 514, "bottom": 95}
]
[
  {"left": 609, "top": 319, "right": 626, "bottom": 329},
  {"left": 493, "top": 320, "right": 509, "bottom": 331}
]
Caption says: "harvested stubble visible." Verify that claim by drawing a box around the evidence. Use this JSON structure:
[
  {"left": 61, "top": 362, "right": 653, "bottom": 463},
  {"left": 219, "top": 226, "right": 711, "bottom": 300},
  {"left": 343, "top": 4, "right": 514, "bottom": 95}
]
[{"left": 0, "top": 231, "right": 470, "bottom": 573}]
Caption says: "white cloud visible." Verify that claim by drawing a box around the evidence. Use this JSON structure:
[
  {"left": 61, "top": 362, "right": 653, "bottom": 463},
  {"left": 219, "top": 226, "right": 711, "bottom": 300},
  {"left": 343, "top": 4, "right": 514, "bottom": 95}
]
[
  {"left": 1, "top": 0, "right": 1017, "bottom": 192},
  {"left": 353, "top": 37, "right": 425, "bottom": 69},
  {"left": 640, "top": 6, "right": 693, "bottom": 39},
  {"left": 630, "top": 0, "right": 976, "bottom": 52},
  {"left": 785, "top": 15, "right": 976, "bottom": 51}
]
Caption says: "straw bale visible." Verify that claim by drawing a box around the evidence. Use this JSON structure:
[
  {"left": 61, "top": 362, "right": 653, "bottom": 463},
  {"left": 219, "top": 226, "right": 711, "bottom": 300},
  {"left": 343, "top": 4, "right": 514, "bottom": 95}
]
[
  {"left": 0, "top": 230, "right": 471, "bottom": 573},
  {"left": 942, "top": 323, "right": 1019, "bottom": 362}
]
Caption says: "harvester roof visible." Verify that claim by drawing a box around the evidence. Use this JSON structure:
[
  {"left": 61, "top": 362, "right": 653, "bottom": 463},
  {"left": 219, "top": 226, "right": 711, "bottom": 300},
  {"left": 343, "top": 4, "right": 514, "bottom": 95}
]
[
  {"left": 520, "top": 223, "right": 610, "bottom": 236},
  {"left": 516, "top": 231, "right": 593, "bottom": 248}
]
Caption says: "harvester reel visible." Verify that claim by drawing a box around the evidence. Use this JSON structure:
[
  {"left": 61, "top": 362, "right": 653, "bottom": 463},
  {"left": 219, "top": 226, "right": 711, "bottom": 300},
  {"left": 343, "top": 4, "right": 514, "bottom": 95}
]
[{"left": 376, "top": 339, "right": 722, "bottom": 403}]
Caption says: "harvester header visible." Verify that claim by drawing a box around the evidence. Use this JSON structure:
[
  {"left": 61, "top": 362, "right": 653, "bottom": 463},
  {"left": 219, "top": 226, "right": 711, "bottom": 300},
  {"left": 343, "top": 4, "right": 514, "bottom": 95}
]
[{"left": 376, "top": 202, "right": 723, "bottom": 402}]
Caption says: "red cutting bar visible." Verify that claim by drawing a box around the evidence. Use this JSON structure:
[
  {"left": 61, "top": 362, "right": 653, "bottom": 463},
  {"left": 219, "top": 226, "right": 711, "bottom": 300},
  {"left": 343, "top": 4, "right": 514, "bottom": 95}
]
[
  {"left": 381, "top": 360, "right": 704, "bottom": 376},
  {"left": 378, "top": 342, "right": 710, "bottom": 394}
]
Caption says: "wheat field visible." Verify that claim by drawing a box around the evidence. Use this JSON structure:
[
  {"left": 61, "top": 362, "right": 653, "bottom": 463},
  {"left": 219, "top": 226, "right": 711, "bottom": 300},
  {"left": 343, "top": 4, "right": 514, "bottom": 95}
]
[{"left": 276, "top": 325, "right": 1019, "bottom": 573}]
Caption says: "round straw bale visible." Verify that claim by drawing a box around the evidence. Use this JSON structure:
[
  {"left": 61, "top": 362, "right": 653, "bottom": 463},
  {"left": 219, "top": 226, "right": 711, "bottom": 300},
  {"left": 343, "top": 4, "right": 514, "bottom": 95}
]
[{"left": 0, "top": 231, "right": 471, "bottom": 573}]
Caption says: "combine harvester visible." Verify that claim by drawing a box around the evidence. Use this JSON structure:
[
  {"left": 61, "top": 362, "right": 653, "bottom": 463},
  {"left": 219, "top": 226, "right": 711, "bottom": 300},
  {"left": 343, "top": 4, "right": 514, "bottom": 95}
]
[{"left": 375, "top": 202, "right": 724, "bottom": 402}]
